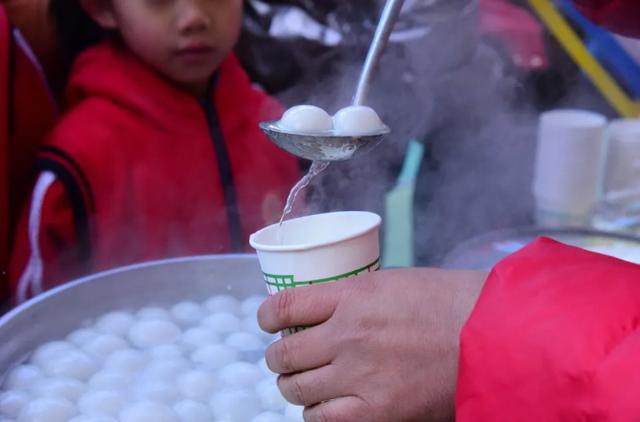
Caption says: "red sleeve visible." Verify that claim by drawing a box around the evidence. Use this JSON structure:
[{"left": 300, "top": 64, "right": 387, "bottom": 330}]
[
  {"left": 10, "top": 176, "right": 82, "bottom": 302},
  {"left": 456, "top": 237, "right": 640, "bottom": 421}
]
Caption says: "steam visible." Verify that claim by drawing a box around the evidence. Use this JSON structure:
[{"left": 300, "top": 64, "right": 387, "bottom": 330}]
[{"left": 275, "top": 0, "right": 545, "bottom": 264}]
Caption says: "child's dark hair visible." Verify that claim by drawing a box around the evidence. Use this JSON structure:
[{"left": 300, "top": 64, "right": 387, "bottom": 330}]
[{"left": 49, "top": 0, "right": 107, "bottom": 76}]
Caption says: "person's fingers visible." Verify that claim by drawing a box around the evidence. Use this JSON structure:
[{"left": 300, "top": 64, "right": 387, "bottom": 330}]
[
  {"left": 277, "top": 364, "right": 343, "bottom": 406},
  {"left": 303, "top": 396, "right": 371, "bottom": 422},
  {"left": 265, "top": 324, "right": 336, "bottom": 374},
  {"left": 258, "top": 282, "right": 344, "bottom": 333}
]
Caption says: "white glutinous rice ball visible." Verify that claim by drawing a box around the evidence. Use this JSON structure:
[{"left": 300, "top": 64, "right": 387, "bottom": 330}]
[
  {"left": 225, "top": 332, "right": 264, "bottom": 353},
  {"left": 68, "top": 416, "right": 118, "bottom": 422},
  {"left": 67, "top": 329, "right": 100, "bottom": 347},
  {"left": 95, "top": 312, "right": 135, "bottom": 336},
  {"left": 253, "top": 411, "right": 288, "bottom": 422},
  {"left": 204, "top": 295, "right": 241, "bottom": 315},
  {"left": 78, "top": 391, "right": 125, "bottom": 416},
  {"left": 82, "top": 335, "right": 128, "bottom": 359},
  {"left": 103, "top": 349, "right": 147, "bottom": 372},
  {"left": 219, "top": 362, "right": 263, "bottom": 388},
  {"left": 4, "top": 365, "right": 43, "bottom": 390},
  {"left": 17, "top": 397, "right": 76, "bottom": 422},
  {"left": 140, "top": 358, "right": 190, "bottom": 382},
  {"left": 256, "top": 378, "right": 287, "bottom": 411},
  {"left": 173, "top": 399, "right": 212, "bottom": 422},
  {"left": 0, "top": 390, "right": 30, "bottom": 418},
  {"left": 136, "top": 307, "right": 173, "bottom": 321},
  {"left": 31, "top": 377, "right": 85, "bottom": 401},
  {"left": 88, "top": 371, "right": 132, "bottom": 391},
  {"left": 241, "top": 296, "right": 265, "bottom": 317},
  {"left": 201, "top": 312, "right": 241, "bottom": 335},
  {"left": 177, "top": 370, "right": 217, "bottom": 401},
  {"left": 119, "top": 400, "right": 178, "bottom": 422},
  {"left": 42, "top": 350, "right": 97, "bottom": 381},
  {"left": 333, "top": 105, "right": 384, "bottom": 136},
  {"left": 284, "top": 403, "right": 304, "bottom": 421},
  {"left": 149, "top": 344, "right": 184, "bottom": 359},
  {"left": 191, "top": 345, "right": 238, "bottom": 370},
  {"left": 210, "top": 389, "right": 260, "bottom": 422},
  {"left": 181, "top": 327, "right": 219, "bottom": 349},
  {"left": 243, "top": 315, "right": 271, "bottom": 338},
  {"left": 131, "top": 381, "right": 179, "bottom": 402},
  {"left": 170, "top": 301, "right": 204, "bottom": 326},
  {"left": 278, "top": 105, "right": 333, "bottom": 134},
  {"left": 128, "top": 319, "right": 181, "bottom": 348},
  {"left": 31, "top": 341, "right": 75, "bottom": 367},
  {"left": 257, "top": 357, "right": 276, "bottom": 378}
]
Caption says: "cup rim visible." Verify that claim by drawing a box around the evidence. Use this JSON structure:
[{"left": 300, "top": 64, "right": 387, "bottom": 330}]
[
  {"left": 249, "top": 211, "right": 382, "bottom": 252},
  {"left": 540, "top": 109, "right": 607, "bottom": 128}
]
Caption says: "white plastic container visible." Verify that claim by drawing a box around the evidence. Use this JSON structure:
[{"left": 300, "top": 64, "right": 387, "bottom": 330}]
[{"left": 533, "top": 109, "right": 607, "bottom": 226}]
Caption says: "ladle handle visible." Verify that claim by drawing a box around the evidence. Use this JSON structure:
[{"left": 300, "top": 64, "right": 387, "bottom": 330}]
[{"left": 353, "top": 0, "right": 405, "bottom": 106}]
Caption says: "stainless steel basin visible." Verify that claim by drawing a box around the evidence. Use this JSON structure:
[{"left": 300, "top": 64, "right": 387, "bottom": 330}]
[{"left": 0, "top": 255, "right": 264, "bottom": 376}]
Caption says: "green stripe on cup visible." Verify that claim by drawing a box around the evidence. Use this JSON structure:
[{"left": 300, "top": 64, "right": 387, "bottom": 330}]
[
  {"left": 263, "top": 257, "right": 381, "bottom": 291},
  {"left": 264, "top": 257, "right": 381, "bottom": 335}
]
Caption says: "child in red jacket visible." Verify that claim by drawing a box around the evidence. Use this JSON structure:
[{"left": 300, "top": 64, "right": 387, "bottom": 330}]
[{"left": 10, "top": 0, "right": 299, "bottom": 302}]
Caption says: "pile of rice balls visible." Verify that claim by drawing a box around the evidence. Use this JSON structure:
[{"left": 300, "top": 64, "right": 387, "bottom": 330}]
[{"left": 0, "top": 295, "right": 303, "bottom": 422}]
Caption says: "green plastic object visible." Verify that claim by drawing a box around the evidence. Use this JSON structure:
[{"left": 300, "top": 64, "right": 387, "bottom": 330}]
[{"left": 383, "top": 140, "right": 425, "bottom": 268}]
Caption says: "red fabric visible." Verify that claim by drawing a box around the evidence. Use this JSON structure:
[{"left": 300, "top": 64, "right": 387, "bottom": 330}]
[
  {"left": 10, "top": 42, "right": 299, "bottom": 296},
  {"left": 479, "top": 0, "right": 548, "bottom": 70},
  {"left": 457, "top": 237, "right": 640, "bottom": 420},
  {"left": 10, "top": 35, "right": 57, "bottom": 218},
  {"left": 0, "top": 4, "right": 56, "bottom": 302},
  {"left": 0, "top": 5, "right": 10, "bottom": 302},
  {"left": 574, "top": 0, "right": 640, "bottom": 38}
]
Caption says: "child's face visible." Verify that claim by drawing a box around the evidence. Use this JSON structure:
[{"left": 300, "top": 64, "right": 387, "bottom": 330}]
[{"left": 96, "top": 0, "right": 242, "bottom": 96}]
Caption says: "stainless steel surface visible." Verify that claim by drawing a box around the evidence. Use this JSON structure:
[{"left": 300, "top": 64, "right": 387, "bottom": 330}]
[
  {"left": 441, "top": 227, "right": 640, "bottom": 270},
  {"left": 260, "top": 0, "right": 402, "bottom": 162},
  {"left": 0, "top": 255, "right": 263, "bottom": 374},
  {"left": 259, "top": 121, "right": 389, "bottom": 162},
  {"left": 353, "top": 0, "right": 406, "bottom": 106}
]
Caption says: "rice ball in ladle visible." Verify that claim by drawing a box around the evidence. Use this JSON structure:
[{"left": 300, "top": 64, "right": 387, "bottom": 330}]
[
  {"left": 333, "top": 105, "right": 385, "bottom": 136},
  {"left": 278, "top": 105, "right": 333, "bottom": 134}
]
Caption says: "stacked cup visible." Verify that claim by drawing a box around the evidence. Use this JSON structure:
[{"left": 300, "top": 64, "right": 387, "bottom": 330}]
[
  {"left": 602, "top": 119, "right": 640, "bottom": 201},
  {"left": 593, "top": 118, "right": 640, "bottom": 231},
  {"left": 533, "top": 109, "right": 607, "bottom": 227}
]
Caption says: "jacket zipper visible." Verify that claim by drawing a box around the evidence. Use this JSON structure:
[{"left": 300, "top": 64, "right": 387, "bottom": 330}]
[{"left": 201, "top": 96, "right": 243, "bottom": 252}]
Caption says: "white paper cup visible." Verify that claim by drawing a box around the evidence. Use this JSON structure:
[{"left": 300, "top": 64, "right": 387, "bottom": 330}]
[
  {"left": 250, "top": 211, "right": 381, "bottom": 292},
  {"left": 250, "top": 211, "right": 381, "bottom": 334},
  {"left": 533, "top": 109, "right": 607, "bottom": 226}
]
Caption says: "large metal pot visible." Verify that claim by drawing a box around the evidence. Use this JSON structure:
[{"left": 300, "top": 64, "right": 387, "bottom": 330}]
[{"left": 0, "top": 255, "right": 264, "bottom": 375}]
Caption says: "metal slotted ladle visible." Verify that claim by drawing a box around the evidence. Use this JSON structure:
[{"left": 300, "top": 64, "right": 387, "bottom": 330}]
[{"left": 260, "top": 0, "right": 404, "bottom": 162}]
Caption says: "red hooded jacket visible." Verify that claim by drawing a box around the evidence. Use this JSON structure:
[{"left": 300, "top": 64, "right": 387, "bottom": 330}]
[{"left": 10, "top": 42, "right": 299, "bottom": 301}]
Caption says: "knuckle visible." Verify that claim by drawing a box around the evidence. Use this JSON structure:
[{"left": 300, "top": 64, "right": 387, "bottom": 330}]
[
  {"left": 342, "top": 323, "right": 370, "bottom": 350},
  {"left": 275, "top": 289, "right": 296, "bottom": 327},
  {"left": 291, "top": 375, "right": 307, "bottom": 405},
  {"left": 278, "top": 374, "right": 305, "bottom": 406},
  {"left": 307, "top": 405, "right": 359, "bottom": 422},
  {"left": 278, "top": 336, "right": 296, "bottom": 373},
  {"left": 306, "top": 406, "right": 331, "bottom": 422},
  {"left": 355, "top": 314, "right": 381, "bottom": 333},
  {"left": 264, "top": 342, "right": 280, "bottom": 373}
]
